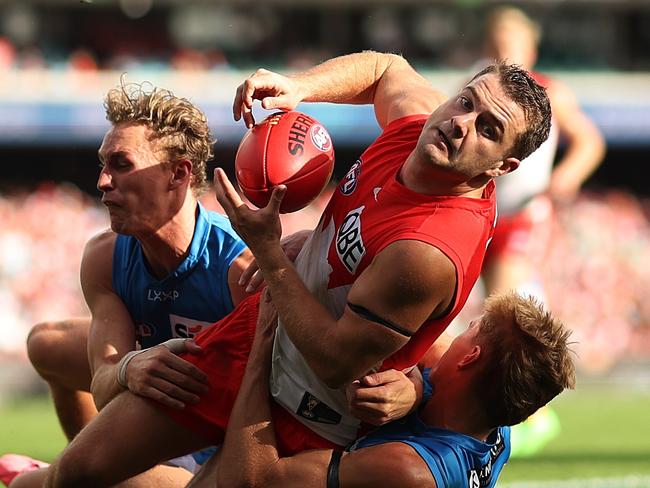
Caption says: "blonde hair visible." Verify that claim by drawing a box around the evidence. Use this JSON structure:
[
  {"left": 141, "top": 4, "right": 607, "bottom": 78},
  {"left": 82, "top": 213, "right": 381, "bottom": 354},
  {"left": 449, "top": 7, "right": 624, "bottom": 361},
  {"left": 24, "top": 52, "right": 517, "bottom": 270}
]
[
  {"left": 104, "top": 80, "right": 214, "bottom": 196},
  {"left": 476, "top": 292, "right": 576, "bottom": 427}
]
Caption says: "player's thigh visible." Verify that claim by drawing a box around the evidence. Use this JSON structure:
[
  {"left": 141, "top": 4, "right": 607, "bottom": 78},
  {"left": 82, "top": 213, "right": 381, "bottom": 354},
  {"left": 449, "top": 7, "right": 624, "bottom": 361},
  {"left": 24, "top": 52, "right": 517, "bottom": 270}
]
[
  {"left": 118, "top": 464, "right": 194, "bottom": 488},
  {"left": 56, "top": 390, "right": 209, "bottom": 486},
  {"left": 27, "top": 317, "right": 92, "bottom": 390}
]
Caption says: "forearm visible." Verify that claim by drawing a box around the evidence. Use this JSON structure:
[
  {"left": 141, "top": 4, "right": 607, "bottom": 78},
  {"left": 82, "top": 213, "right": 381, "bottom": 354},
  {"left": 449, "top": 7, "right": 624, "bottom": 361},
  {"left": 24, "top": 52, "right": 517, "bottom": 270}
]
[
  {"left": 554, "top": 134, "right": 605, "bottom": 185},
  {"left": 290, "top": 51, "right": 402, "bottom": 105},
  {"left": 255, "top": 245, "right": 345, "bottom": 385},
  {"left": 89, "top": 362, "right": 124, "bottom": 410},
  {"left": 218, "top": 314, "right": 278, "bottom": 487}
]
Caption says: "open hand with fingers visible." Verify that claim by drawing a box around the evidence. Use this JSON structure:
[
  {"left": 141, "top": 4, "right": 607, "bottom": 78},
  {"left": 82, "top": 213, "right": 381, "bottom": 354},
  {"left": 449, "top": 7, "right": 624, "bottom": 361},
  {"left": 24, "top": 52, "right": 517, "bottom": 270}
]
[
  {"left": 120, "top": 338, "right": 209, "bottom": 410},
  {"left": 214, "top": 168, "right": 286, "bottom": 258},
  {"left": 233, "top": 68, "right": 303, "bottom": 128}
]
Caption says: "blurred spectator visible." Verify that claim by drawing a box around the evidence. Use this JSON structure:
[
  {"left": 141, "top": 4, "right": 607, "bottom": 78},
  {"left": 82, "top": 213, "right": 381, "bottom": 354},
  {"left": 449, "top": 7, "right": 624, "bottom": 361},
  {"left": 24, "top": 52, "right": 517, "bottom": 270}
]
[
  {"left": 479, "top": 6, "right": 606, "bottom": 303},
  {"left": 68, "top": 48, "right": 98, "bottom": 72},
  {"left": 0, "top": 184, "right": 106, "bottom": 359},
  {"left": 0, "top": 37, "right": 16, "bottom": 69}
]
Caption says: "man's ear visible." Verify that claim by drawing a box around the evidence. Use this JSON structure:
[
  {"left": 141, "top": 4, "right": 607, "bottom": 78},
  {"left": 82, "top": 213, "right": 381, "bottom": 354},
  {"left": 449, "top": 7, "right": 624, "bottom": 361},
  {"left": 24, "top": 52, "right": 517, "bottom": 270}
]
[
  {"left": 170, "top": 159, "right": 192, "bottom": 189},
  {"left": 458, "top": 345, "right": 481, "bottom": 368},
  {"left": 486, "top": 157, "right": 520, "bottom": 178}
]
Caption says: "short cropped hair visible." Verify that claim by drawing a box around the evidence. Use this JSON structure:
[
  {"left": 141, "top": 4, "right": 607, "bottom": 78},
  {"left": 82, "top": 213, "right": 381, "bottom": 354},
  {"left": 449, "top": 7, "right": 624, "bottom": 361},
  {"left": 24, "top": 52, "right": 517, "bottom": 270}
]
[
  {"left": 471, "top": 62, "right": 551, "bottom": 161},
  {"left": 104, "top": 80, "right": 214, "bottom": 196},
  {"left": 476, "top": 292, "right": 575, "bottom": 427}
]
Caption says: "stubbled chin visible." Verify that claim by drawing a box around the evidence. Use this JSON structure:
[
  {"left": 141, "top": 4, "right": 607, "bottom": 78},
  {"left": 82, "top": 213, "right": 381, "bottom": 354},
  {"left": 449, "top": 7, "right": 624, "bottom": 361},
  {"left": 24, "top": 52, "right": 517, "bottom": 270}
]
[{"left": 109, "top": 219, "right": 128, "bottom": 234}]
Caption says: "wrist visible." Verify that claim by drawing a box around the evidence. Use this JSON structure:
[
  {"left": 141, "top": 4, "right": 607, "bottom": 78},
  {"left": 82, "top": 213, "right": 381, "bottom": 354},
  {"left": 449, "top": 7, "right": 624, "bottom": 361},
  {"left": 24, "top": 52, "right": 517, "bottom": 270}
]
[
  {"left": 116, "top": 350, "right": 145, "bottom": 388},
  {"left": 256, "top": 245, "right": 292, "bottom": 280}
]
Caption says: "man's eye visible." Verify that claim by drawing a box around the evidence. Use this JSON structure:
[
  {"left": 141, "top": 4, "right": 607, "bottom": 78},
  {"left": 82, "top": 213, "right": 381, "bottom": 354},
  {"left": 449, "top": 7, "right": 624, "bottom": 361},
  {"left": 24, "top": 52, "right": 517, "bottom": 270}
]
[
  {"left": 460, "top": 96, "right": 472, "bottom": 110},
  {"left": 482, "top": 125, "right": 496, "bottom": 140}
]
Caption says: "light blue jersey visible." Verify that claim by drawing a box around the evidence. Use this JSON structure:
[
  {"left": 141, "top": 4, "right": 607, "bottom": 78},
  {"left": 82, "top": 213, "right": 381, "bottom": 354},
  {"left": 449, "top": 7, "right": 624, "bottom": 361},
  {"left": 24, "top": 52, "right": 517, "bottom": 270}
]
[
  {"left": 350, "top": 373, "right": 511, "bottom": 488},
  {"left": 112, "top": 203, "right": 246, "bottom": 348}
]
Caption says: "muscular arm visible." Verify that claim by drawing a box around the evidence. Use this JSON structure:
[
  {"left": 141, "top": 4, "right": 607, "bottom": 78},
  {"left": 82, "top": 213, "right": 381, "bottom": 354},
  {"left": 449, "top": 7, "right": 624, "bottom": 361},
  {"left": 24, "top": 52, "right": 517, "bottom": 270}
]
[
  {"left": 216, "top": 293, "right": 434, "bottom": 488},
  {"left": 259, "top": 239, "right": 455, "bottom": 388},
  {"left": 289, "top": 52, "right": 445, "bottom": 128},
  {"left": 82, "top": 231, "right": 209, "bottom": 411},
  {"left": 81, "top": 231, "right": 137, "bottom": 410},
  {"left": 234, "top": 51, "right": 446, "bottom": 129},
  {"left": 215, "top": 171, "right": 456, "bottom": 389},
  {"left": 547, "top": 79, "right": 606, "bottom": 202}
]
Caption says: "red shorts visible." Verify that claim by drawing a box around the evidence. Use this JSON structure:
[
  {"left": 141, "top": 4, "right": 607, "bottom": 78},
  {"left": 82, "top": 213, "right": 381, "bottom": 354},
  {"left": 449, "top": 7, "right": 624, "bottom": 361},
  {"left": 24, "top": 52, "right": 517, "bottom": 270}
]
[{"left": 160, "top": 292, "right": 340, "bottom": 456}]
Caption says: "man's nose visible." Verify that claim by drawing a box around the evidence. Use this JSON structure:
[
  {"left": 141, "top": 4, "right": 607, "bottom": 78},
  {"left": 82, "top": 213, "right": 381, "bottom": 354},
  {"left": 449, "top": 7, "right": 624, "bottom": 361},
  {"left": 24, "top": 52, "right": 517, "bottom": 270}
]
[
  {"left": 97, "top": 167, "right": 112, "bottom": 191},
  {"left": 451, "top": 113, "right": 475, "bottom": 138}
]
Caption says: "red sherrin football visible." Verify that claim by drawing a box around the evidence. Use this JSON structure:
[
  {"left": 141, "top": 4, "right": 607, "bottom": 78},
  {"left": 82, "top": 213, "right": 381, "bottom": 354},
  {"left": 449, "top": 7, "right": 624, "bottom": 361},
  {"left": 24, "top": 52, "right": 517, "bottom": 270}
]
[{"left": 235, "top": 111, "right": 335, "bottom": 213}]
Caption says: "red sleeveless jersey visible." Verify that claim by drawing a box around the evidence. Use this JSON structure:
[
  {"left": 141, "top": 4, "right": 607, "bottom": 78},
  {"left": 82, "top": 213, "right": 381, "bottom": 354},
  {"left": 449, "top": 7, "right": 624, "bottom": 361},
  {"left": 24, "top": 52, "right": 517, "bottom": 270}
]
[
  {"left": 315, "top": 114, "right": 497, "bottom": 371},
  {"left": 166, "top": 114, "right": 500, "bottom": 449}
]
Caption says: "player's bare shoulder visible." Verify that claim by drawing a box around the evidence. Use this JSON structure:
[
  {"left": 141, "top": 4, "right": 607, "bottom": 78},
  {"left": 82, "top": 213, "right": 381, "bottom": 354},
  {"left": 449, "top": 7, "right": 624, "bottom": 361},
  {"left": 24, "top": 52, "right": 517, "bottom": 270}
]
[
  {"left": 342, "top": 442, "right": 436, "bottom": 487},
  {"left": 80, "top": 229, "right": 118, "bottom": 293},
  {"left": 375, "top": 240, "right": 456, "bottom": 310}
]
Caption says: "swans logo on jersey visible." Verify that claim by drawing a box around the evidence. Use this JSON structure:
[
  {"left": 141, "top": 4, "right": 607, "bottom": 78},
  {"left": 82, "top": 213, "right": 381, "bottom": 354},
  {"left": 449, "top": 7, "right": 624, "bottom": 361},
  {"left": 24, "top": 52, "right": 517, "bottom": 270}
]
[
  {"left": 340, "top": 160, "right": 361, "bottom": 195},
  {"left": 337, "top": 205, "right": 366, "bottom": 274},
  {"left": 169, "top": 314, "right": 212, "bottom": 339},
  {"left": 297, "top": 391, "right": 341, "bottom": 425},
  {"left": 310, "top": 124, "right": 332, "bottom": 152}
]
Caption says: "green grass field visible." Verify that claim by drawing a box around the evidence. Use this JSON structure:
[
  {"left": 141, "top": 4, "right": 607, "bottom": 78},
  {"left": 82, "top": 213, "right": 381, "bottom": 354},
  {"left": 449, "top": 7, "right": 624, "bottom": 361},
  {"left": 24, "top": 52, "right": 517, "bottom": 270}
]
[{"left": 1, "top": 382, "right": 649, "bottom": 485}]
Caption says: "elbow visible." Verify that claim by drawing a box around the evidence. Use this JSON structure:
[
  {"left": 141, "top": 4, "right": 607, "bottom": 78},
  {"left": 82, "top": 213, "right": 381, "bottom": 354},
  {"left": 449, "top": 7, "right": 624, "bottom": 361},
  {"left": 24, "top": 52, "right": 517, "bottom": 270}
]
[
  {"left": 89, "top": 378, "right": 111, "bottom": 412},
  {"left": 47, "top": 450, "right": 111, "bottom": 488},
  {"left": 382, "top": 53, "right": 408, "bottom": 71}
]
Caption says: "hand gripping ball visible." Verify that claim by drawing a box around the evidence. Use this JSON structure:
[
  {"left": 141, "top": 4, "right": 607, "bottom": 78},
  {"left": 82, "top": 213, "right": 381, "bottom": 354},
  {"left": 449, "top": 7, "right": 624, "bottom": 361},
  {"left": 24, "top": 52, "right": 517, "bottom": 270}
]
[{"left": 235, "top": 111, "right": 335, "bottom": 213}]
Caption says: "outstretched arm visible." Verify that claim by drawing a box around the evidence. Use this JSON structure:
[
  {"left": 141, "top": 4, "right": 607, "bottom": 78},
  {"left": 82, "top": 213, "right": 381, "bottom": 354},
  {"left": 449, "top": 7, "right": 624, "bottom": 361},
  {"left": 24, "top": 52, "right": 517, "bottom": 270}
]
[{"left": 233, "top": 51, "right": 446, "bottom": 129}]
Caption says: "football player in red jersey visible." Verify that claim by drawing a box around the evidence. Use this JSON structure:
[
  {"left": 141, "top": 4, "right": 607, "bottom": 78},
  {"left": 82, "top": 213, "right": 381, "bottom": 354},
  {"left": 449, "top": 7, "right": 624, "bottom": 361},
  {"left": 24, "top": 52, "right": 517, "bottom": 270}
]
[{"left": 41, "top": 52, "right": 551, "bottom": 488}]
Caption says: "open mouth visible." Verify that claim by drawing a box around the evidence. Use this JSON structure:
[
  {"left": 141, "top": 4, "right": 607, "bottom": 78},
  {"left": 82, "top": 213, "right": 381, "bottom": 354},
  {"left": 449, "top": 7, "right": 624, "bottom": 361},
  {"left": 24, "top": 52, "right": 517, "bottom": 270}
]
[{"left": 438, "top": 129, "right": 452, "bottom": 156}]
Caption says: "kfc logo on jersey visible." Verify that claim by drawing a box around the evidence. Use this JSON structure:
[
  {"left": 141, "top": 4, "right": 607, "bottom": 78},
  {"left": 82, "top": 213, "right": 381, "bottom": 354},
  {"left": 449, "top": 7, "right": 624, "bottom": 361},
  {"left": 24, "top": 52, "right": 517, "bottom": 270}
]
[
  {"left": 340, "top": 160, "right": 361, "bottom": 195},
  {"left": 310, "top": 124, "right": 332, "bottom": 152},
  {"left": 337, "top": 205, "right": 366, "bottom": 274},
  {"left": 169, "top": 314, "right": 212, "bottom": 339}
]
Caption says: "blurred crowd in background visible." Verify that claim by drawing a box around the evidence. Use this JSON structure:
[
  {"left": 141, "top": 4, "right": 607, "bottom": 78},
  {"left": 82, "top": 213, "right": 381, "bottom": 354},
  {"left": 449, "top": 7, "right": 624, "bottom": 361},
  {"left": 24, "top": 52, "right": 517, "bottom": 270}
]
[
  {"left": 1, "top": 0, "right": 649, "bottom": 397},
  {"left": 0, "top": 1, "right": 649, "bottom": 72},
  {"left": 2, "top": 182, "right": 650, "bottom": 377}
]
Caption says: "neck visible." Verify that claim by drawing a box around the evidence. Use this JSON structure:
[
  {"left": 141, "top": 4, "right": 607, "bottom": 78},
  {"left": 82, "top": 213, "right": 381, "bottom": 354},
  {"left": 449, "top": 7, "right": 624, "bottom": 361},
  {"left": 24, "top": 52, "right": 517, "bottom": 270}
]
[
  {"left": 138, "top": 197, "right": 198, "bottom": 279},
  {"left": 420, "top": 385, "right": 494, "bottom": 442},
  {"left": 400, "top": 153, "right": 487, "bottom": 199}
]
